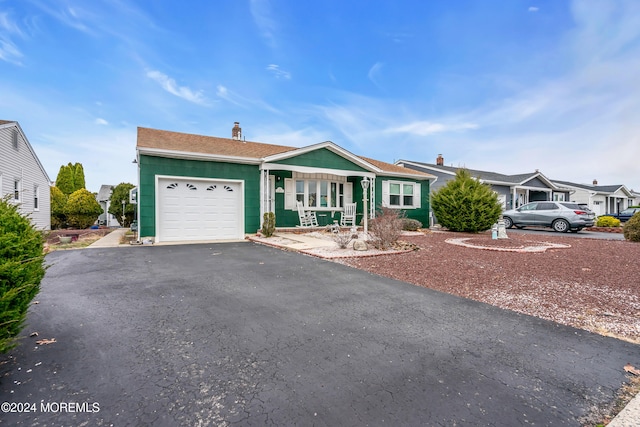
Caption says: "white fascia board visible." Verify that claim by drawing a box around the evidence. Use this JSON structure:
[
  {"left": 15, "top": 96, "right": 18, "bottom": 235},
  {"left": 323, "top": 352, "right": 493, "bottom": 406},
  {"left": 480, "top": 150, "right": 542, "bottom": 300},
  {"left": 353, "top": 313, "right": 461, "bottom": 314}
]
[
  {"left": 261, "top": 162, "right": 376, "bottom": 178},
  {"left": 396, "top": 160, "right": 457, "bottom": 177},
  {"left": 518, "top": 172, "right": 558, "bottom": 189},
  {"left": 138, "top": 147, "right": 261, "bottom": 165},
  {"left": 377, "top": 170, "right": 435, "bottom": 181},
  {"left": 263, "top": 141, "right": 382, "bottom": 173}
]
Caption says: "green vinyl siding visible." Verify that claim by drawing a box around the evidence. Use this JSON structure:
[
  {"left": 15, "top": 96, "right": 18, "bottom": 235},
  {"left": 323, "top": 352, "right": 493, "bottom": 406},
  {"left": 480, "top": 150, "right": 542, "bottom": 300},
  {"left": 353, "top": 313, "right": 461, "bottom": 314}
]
[
  {"left": 273, "top": 148, "right": 368, "bottom": 172},
  {"left": 374, "top": 176, "right": 430, "bottom": 225},
  {"left": 138, "top": 155, "right": 259, "bottom": 237}
]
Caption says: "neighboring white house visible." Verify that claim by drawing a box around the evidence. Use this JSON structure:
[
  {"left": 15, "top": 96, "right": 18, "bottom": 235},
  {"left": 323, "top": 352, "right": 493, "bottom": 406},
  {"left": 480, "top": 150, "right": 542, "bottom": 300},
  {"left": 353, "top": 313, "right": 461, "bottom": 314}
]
[
  {"left": 0, "top": 120, "right": 51, "bottom": 230},
  {"left": 552, "top": 179, "right": 635, "bottom": 217},
  {"left": 96, "top": 184, "right": 121, "bottom": 227}
]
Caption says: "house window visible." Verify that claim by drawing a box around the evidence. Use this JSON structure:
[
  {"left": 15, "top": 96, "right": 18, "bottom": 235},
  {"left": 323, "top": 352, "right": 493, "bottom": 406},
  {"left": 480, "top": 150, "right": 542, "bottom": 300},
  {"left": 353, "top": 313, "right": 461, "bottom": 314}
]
[
  {"left": 14, "top": 179, "right": 20, "bottom": 201},
  {"left": 34, "top": 185, "right": 39, "bottom": 210},
  {"left": 293, "top": 179, "right": 350, "bottom": 209},
  {"left": 384, "top": 181, "right": 420, "bottom": 208},
  {"left": 553, "top": 193, "right": 565, "bottom": 201}
]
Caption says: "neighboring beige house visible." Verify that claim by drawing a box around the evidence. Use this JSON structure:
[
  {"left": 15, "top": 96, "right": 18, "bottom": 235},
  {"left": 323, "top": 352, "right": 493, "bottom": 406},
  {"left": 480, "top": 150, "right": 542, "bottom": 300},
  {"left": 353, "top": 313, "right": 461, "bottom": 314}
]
[
  {"left": 0, "top": 120, "right": 51, "bottom": 230},
  {"left": 552, "top": 179, "right": 635, "bottom": 217}
]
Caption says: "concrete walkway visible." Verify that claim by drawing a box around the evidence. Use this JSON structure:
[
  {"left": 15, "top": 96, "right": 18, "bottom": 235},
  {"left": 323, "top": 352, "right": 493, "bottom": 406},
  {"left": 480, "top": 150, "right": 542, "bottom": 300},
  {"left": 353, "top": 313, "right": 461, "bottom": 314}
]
[{"left": 86, "top": 228, "right": 128, "bottom": 248}]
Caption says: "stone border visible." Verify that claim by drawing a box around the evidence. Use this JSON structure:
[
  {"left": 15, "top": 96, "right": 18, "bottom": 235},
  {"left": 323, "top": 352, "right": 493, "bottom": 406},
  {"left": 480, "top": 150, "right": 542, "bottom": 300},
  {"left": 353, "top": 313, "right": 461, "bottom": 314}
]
[{"left": 445, "top": 237, "right": 571, "bottom": 253}]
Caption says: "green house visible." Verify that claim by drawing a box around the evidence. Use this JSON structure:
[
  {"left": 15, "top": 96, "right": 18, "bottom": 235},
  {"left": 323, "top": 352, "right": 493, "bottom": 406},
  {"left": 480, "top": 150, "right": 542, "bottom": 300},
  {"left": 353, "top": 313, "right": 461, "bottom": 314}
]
[{"left": 136, "top": 124, "right": 435, "bottom": 243}]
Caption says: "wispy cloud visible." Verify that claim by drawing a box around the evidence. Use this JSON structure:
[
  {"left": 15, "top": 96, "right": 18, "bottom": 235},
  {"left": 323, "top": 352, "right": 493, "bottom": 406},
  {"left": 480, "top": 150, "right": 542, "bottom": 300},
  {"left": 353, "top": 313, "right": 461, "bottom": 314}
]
[
  {"left": 0, "top": 12, "right": 24, "bottom": 65},
  {"left": 528, "top": 7, "right": 539, "bottom": 13},
  {"left": 95, "top": 118, "right": 108, "bottom": 125},
  {"left": 216, "top": 84, "right": 281, "bottom": 114},
  {"left": 250, "top": 0, "right": 278, "bottom": 48},
  {"left": 147, "top": 70, "right": 207, "bottom": 105},
  {"left": 266, "top": 64, "right": 291, "bottom": 79},
  {"left": 368, "top": 62, "right": 384, "bottom": 88},
  {"left": 387, "top": 121, "right": 478, "bottom": 136}
]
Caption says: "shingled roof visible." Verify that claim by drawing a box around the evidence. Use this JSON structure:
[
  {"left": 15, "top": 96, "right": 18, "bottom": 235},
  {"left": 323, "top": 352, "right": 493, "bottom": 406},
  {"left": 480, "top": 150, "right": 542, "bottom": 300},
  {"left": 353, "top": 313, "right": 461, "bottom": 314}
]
[{"left": 138, "top": 127, "right": 433, "bottom": 178}]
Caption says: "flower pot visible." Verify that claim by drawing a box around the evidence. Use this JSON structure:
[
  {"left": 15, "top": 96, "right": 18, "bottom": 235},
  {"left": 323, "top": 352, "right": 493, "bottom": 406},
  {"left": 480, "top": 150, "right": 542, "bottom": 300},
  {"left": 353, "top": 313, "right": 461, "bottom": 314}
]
[{"left": 59, "top": 236, "right": 72, "bottom": 244}]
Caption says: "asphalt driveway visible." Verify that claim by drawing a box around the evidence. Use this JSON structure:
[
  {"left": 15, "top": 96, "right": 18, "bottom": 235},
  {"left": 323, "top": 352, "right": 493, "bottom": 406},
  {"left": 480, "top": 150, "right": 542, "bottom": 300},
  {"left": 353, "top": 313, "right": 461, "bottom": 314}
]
[{"left": 1, "top": 242, "right": 638, "bottom": 426}]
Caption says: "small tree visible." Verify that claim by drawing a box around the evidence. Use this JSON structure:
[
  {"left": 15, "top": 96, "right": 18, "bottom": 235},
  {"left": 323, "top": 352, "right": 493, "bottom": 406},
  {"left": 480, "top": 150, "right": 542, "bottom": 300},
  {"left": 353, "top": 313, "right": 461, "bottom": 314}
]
[
  {"left": 431, "top": 169, "right": 502, "bottom": 232},
  {"left": 64, "top": 189, "right": 103, "bottom": 229},
  {"left": 50, "top": 186, "right": 68, "bottom": 229},
  {"left": 108, "top": 183, "right": 136, "bottom": 227},
  {"left": 261, "top": 212, "right": 276, "bottom": 237},
  {"left": 55, "top": 162, "right": 86, "bottom": 195},
  {"left": 0, "top": 197, "right": 46, "bottom": 353}
]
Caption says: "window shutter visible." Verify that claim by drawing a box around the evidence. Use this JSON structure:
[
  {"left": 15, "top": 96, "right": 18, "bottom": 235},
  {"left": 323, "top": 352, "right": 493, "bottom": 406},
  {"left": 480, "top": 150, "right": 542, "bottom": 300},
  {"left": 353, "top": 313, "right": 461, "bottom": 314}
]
[
  {"left": 414, "top": 183, "right": 421, "bottom": 208},
  {"left": 344, "top": 182, "right": 353, "bottom": 203},
  {"left": 284, "top": 178, "right": 294, "bottom": 209},
  {"left": 381, "top": 181, "right": 389, "bottom": 207}
]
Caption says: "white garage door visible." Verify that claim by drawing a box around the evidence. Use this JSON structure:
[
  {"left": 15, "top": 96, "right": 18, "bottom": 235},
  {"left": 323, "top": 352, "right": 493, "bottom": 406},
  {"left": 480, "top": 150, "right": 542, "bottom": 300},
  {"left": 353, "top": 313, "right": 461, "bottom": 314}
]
[{"left": 157, "top": 177, "right": 243, "bottom": 242}]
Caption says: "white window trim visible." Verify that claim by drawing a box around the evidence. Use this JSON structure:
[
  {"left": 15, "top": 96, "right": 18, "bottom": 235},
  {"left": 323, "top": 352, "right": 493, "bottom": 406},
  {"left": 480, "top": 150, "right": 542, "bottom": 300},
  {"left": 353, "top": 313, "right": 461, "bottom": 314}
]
[
  {"left": 285, "top": 177, "right": 352, "bottom": 210},
  {"left": 382, "top": 180, "right": 421, "bottom": 209}
]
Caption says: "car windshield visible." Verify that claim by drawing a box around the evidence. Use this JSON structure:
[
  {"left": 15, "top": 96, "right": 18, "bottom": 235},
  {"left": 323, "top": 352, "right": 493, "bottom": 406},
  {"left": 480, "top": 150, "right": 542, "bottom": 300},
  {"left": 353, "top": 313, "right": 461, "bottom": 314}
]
[{"left": 621, "top": 208, "right": 636, "bottom": 214}]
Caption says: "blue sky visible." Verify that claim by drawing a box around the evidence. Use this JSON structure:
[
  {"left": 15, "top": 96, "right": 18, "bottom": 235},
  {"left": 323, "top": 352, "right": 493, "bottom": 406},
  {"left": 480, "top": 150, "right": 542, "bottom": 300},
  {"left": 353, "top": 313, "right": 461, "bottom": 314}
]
[{"left": 1, "top": 0, "right": 639, "bottom": 193}]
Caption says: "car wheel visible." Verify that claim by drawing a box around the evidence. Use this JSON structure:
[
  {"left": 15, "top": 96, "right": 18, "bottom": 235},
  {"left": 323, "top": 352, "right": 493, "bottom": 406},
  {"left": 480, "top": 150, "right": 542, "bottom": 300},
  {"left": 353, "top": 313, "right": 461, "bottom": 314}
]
[
  {"left": 503, "top": 217, "right": 513, "bottom": 229},
  {"left": 552, "top": 219, "right": 570, "bottom": 233}
]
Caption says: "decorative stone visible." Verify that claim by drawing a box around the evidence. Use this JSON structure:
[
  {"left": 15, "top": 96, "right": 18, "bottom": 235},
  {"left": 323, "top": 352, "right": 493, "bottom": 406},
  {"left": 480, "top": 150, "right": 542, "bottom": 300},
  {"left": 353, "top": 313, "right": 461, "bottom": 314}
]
[
  {"left": 497, "top": 219, "right": 508, "bottom": 239},
  {"left": 353, "top": 239, "right": 368, "bottom": 251}
]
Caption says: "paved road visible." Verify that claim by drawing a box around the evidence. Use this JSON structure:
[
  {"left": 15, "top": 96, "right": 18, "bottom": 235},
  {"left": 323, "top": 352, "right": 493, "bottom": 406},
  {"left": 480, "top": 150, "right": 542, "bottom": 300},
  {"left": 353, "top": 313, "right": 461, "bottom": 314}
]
[
  {"left": 506, "top": 227, "right": 625, "bottom": 240},
  {"left": 1, "top": 243, "right": 638, "bottom": 426}
]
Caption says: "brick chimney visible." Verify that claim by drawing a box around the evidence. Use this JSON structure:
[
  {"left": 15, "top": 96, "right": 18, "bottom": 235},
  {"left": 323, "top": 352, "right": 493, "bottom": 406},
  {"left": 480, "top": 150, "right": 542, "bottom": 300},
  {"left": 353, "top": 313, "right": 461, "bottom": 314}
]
[
  {"left": 436, "top": 154, "right": 444, "bottom": 166},
  {"left": 593, "top": 179, "right": 598, "bottom": 185},
  {"left": 232, "top": 122, "right": 242, "bottom": 140}
]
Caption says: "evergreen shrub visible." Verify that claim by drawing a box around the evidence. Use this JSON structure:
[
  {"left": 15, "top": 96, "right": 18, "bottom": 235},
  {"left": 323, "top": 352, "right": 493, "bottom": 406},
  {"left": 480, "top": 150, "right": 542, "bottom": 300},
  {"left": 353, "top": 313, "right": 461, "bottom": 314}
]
[
  {"left": 0, "top": 197, "right": 46, "bottom": 353},
  {"left": 431, "top": 169, "right": 502, "bottom": 232},
  {"left": 261, "top": 212, "right": 276, "bottom": 237},
  {"left": 402, "top": 218, "right": 423, "bottom": 231},
  {"left": 65, "top": 189, "right": 103, "bottom": 229},
  {"left": 623, "top": 212, "right": 640, "bottom": 242}
]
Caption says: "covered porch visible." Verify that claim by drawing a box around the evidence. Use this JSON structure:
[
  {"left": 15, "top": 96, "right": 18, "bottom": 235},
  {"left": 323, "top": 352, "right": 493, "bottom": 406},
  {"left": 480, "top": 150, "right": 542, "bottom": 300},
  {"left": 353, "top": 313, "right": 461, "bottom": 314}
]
[{"left": 259, "top": 165, "right": 376, "bottom": 229}]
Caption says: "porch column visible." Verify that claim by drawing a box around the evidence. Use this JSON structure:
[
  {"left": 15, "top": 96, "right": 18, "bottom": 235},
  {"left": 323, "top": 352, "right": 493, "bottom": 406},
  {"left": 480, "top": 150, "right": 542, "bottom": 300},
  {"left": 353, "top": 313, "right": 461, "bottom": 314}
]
[{"left": 260, "top": 169, "right": 269, "bottom": 224}]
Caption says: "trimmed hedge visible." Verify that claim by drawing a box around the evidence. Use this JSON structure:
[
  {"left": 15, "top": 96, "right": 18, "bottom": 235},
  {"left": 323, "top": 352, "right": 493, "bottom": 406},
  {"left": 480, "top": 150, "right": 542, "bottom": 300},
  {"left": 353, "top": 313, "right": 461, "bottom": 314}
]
[
  {"left": 596, "top": 216, "right": 621, "bottom": 228},
  {"left": 0, "top": 198, "right": 46, "bottom": 353}
]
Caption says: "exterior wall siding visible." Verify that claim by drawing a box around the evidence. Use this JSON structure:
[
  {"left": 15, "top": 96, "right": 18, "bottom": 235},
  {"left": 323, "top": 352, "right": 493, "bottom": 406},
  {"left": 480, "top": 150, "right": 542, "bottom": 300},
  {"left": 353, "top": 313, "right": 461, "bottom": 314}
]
[
  {"left": 0, "top": 123, "right": 51, "bottom": 230},
  {"left": 372, "top": 176, "right": 431, "bottom": 225},
  {"left": 138, "top": 155, "right": 260, "bottom": 237}
]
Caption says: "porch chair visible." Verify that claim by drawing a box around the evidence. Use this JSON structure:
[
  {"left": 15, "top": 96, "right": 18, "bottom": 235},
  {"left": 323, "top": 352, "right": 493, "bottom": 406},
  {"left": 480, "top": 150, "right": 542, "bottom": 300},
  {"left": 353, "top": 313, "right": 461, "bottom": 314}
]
[
  {"left": 340, "top": 202, "right": 357, "bottom": 227},
  {"left": 296, "top": 201, "right": 319, "bottom": 227}
]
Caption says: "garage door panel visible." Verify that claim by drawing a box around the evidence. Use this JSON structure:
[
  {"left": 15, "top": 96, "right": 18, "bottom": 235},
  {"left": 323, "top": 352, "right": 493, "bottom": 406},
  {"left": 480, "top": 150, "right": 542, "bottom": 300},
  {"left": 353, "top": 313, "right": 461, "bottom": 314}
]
[{"left": 158, "top": 178, "right": 243, "bottom": 242}]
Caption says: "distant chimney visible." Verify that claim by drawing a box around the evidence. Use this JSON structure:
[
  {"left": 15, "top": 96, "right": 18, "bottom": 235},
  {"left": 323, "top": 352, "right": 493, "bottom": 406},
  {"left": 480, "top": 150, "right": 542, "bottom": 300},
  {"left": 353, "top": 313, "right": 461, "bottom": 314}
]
[
  {"left": 593, "top": 179, "right": 598, "bottom": 185},
  {"left": 436, "top": 154, "right": 444, "bottom": 166},
  {"left": 232, "top": 122, "right": 242, "bottom": 140}
]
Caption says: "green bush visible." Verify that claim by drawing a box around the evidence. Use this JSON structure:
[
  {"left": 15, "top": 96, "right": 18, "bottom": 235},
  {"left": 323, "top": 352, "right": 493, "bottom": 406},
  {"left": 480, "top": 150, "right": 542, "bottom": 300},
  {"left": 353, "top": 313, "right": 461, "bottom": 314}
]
[
  {"left": 0, "top": 197, "right": 46, "bottom": 353},
  {"left": 402, "top": 218, "right": 423, "bottom": 231},
  {"left": 596, "top": 216, "right": 621, "bottom": 227},
  {"left": 108, "top": 183, "right": 136, "bottom": 227},
  {"left": 55, "top": 162, "right": 86, "bottom": 195},
  {"left": 50, "top": 186, "right": 68, "bottom": 229},
  {"left": 261, "top": 212, "right": 276, "bottom": 237},
  {"left": 431, "top": 169, "right": 502, "bottom": 232},
  {"left": 623, "top": 212, "right": 640, "bottom": 242},
  {"left": 65, "top": 189, "right": 103, "bottom": 229}
]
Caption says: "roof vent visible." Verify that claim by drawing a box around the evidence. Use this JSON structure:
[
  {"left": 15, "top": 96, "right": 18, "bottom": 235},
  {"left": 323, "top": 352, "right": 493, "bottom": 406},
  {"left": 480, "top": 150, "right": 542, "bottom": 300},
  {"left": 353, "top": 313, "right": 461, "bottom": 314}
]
[
  {"left": 232, "top": 122, "right": 242, "bottom": 140},
  {"left": 12, "top": 128, "right": 18, "bottom": 149}
]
